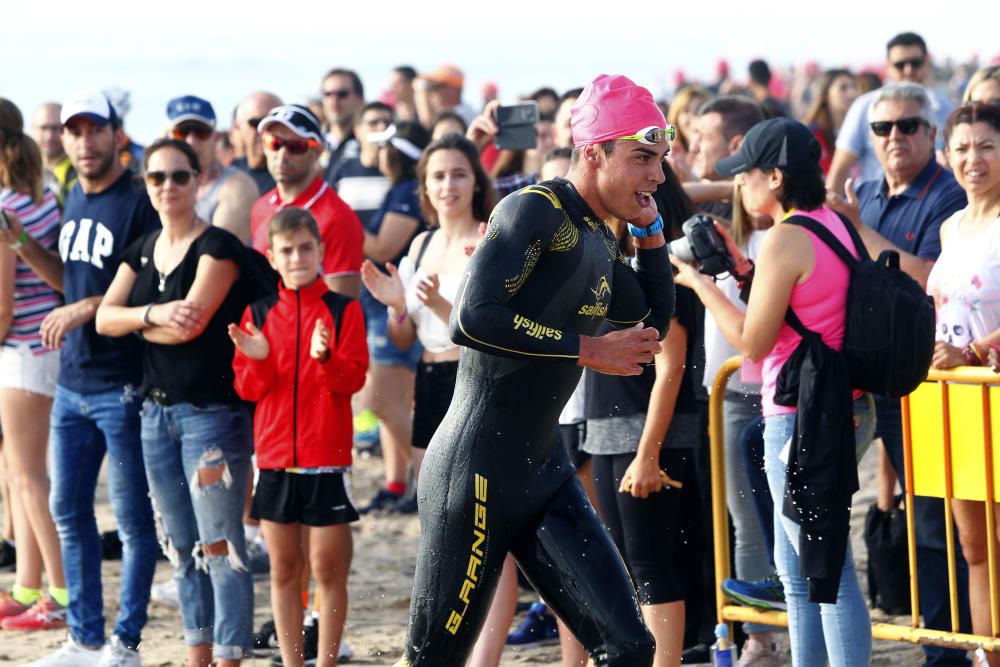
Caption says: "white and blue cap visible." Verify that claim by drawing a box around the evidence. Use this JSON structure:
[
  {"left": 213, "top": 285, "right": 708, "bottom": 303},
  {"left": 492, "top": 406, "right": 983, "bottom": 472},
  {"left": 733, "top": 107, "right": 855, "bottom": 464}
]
[
  {"left": 167, "top": 95, "right": 216, "bottom": 128},
  {"left": 258, "top": 104, "right": 325, "bottom": 145},
  {"left": 60, "top": 90, "right": 120, "bottom": 128}
]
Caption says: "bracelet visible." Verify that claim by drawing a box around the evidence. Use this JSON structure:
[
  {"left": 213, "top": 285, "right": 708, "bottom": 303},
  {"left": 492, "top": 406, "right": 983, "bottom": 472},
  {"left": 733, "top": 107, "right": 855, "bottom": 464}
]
[
  {"left": 963, "top": 343, "right": 985, "bottom": 366},
  {"left": 141, "top": 303, "right": 155, "bottom": 328},
  {"left": 9, "top": 229, "right": 26, "bottom": 251},
  {"left": 627, "top": 215, "right": 664, "bottom": 239},
  {"left": 390, "top": 307, "right": 407, "bottom": 325}
]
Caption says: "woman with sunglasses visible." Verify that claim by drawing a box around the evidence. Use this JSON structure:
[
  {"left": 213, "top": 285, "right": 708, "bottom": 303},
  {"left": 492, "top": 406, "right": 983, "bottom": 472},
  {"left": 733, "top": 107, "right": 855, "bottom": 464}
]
[
  {"left": 96, "top": 138, "right": 254, "bottom": 666},
  {"left": 672, "top": 117, "right": 876, "bottom": 667},
  {"left": 0, "top": 97, "right": 68, "bottom": 632},
  {"left": 925, "top": 103, "right": 1000, "bottom": 663}
]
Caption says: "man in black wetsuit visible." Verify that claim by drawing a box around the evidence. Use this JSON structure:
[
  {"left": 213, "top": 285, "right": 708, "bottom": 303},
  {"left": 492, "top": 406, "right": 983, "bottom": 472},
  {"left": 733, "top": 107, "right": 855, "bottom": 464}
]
[{"left": 397, "top": 74, "right": 676, "bottom": 667}]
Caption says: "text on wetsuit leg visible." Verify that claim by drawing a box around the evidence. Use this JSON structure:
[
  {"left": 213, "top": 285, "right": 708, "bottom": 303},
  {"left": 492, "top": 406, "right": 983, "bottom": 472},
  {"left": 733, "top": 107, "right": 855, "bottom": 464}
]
[
  {"left": 513, "top": 314, "right": 562, "bottom": 341},
  {"left": 446, "top": 474, "right": 489, "bottom": 635}
]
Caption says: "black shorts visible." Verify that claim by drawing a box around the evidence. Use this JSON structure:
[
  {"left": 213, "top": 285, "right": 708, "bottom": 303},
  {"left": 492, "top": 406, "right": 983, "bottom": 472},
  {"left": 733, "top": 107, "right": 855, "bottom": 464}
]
[
  {"left": 251, "top": 469, "right": 359, "bottom": 526},
  {"left": 412, "top": 360, "right": 459, "bottom": 449}
]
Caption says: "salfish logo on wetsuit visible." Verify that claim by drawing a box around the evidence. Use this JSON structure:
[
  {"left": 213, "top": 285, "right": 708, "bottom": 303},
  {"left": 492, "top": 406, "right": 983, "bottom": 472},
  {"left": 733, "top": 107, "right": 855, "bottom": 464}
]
[{"left": 579, "top": 275, "right": 612, "bottom": 317}]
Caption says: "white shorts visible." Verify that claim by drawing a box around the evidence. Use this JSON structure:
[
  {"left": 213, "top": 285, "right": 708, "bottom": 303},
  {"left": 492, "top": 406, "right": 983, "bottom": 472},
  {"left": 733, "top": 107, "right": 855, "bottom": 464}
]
[{"left": 0, "top": 345, "right": 59, "bottom": 398}]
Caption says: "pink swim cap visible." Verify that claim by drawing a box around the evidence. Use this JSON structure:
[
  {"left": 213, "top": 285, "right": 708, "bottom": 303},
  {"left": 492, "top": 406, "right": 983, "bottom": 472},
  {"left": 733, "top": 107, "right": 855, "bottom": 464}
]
[{"left": 570, "top": 74, "right": 666, "bottom": 148}]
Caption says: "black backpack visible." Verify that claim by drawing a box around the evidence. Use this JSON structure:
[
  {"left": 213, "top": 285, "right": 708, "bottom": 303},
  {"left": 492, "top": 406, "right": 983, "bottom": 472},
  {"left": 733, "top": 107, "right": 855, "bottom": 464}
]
[
  {"left": 783, "top": 213, "right": 935, "bottom": 398},
  {"left": 864, "top": 498, "right": 911, "bottom": 615}
]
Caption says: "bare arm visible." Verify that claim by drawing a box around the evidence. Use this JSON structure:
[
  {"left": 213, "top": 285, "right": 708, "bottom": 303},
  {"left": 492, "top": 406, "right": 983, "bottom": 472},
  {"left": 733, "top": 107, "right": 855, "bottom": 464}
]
[
  {"left": 0, "top": 247, "right": 14, "bottom": 341},
  {"left": 0, "top": 211, "right": 63, "bottom": 291},
  {"left": 619, "top": 318, "right": 688, "bottom": 499},
  {"left": 324, "top": 274, "right": 360, "bottom": 300},
  {"left": 825, "top": 147, "right": 858, "bottom": 197},
  {"left": 682, "top": 180, "right": 733, "bottom": 204},
  {"left": 211, "top": 170, "right": 257, "bottom": 244},
  {"left": 363, "top": 212, "right": 421, "bottom": 263}
]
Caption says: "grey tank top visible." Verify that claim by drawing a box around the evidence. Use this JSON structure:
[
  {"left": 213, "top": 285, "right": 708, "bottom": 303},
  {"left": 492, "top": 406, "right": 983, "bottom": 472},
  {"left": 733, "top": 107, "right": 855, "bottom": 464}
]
[{"left": 195, "top": 165, "right": 238, "bottom": 224}]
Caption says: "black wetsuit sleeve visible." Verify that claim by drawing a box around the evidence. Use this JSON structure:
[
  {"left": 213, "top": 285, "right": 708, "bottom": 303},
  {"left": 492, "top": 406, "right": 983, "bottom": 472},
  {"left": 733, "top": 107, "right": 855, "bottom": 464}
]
[
  {"left": 450, "top": 189, "right": 579, "bottom": 359},
  {"left": 604, "top": 244, "right": 674, "bottom": 340}
]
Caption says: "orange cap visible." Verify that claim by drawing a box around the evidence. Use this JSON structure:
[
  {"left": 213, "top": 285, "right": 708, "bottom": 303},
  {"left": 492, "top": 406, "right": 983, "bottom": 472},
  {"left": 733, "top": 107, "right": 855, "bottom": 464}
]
[{"left": 420, "top": 64, "right": 464, "bottom": 90}]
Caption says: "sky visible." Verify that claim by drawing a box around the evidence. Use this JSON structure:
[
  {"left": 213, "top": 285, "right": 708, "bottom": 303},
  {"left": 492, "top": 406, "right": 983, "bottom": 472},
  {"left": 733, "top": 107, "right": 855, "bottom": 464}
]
[{"left": 5, "top": 0, "right": 998, "bottom": 143}]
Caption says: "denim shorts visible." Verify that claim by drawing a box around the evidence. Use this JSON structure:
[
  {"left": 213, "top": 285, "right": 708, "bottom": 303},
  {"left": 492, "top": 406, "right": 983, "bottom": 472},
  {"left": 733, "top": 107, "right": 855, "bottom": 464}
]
[
  {"left": 0, "top": 345, "right": 59, "bottom": 397},
  {"left": 362, "top": 290, "right": 423, "bottom": 369}
]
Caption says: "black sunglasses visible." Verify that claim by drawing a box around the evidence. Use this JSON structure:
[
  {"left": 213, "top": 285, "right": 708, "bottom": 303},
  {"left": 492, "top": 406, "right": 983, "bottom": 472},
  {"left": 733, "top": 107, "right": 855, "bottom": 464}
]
[
  {"left": 869, "top": 116, "right": 928, "bottom": 137},
  {"left": 892, "top": 56, "right": 925, "bottom": 72},
  {"left": 145, "top": 169, "right": 198, "bottom": 187},
  {"left": 246, "top": 117, "right": 263, "bottom": 129},
  {"left": 323, "top": 89, "right": 352, "bottom": 99}
]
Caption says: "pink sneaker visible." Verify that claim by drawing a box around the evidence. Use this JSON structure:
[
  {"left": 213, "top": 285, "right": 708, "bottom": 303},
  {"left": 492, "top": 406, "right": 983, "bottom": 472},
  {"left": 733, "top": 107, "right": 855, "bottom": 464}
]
[
  {"left": 0, "top": 591, "right": 30, "bottom": 618},
  {"left": 0, "top": 595, "right": 67, "bottom": 631}
]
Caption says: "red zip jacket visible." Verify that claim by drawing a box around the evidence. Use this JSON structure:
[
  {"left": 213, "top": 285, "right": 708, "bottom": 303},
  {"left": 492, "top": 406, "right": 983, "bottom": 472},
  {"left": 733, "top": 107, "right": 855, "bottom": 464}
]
[{"left": 232, "top": 278, "right": 368, "bottom": 469}]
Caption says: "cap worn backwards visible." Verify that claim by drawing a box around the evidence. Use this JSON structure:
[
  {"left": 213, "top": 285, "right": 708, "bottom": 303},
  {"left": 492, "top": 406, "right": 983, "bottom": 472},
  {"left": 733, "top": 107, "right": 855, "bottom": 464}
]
[
  {"left": 715, "top": 117, "right": 821, "bottom": 177},
  {"left": 60, "top": 90, "right": 120, "bottom": 128},
  {"left": 570, "top": 74, "right": 666, "bottom": 148},
  {"left": 258, "top": 104, "right": 325, "bottom": 145},
  {"left": 167, "top": 95, "right": 216, "bottom": 128}
]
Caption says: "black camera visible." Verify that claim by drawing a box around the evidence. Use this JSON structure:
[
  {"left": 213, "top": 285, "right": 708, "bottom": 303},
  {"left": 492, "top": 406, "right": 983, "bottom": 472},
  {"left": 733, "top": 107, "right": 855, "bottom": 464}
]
[{"left": 667, "top": 214, "right": 735, "bottom": 276}]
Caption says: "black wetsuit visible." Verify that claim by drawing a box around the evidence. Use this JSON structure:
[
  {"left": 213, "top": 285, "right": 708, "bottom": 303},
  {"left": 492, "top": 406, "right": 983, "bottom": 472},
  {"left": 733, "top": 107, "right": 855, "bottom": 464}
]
[{"left": 398, "top": 178, "right": 674, "bottom": 667}]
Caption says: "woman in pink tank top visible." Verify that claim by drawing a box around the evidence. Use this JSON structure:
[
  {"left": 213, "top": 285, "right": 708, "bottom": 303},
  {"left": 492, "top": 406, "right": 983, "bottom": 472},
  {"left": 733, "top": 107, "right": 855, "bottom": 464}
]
[{"left": 673, "top": 118, "right": 875, "bottom": 667}]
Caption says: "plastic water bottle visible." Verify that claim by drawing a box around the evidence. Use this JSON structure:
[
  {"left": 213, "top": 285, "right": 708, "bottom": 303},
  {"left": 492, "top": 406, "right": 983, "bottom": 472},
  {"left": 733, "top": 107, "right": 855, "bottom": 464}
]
[{"left": 710, "top": 623, "right": 737, "bottom": 667}]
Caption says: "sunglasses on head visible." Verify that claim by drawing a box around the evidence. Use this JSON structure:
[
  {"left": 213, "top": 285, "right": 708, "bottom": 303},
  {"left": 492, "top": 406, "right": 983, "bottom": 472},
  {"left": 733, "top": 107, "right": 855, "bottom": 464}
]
[
  {"left": 616, "top": 125, "right": 677, "bottom": 145},
  {"left": 144, "top": 169, "right": 198, "bottom": 187},
  {"left": 323, "top": 89, "right": 352, "bottom": 99},
  {"left": 869, "top": 116, "right": 928, "bottom": 137},
  {"left": 892, "top": 56, "right": 925, "bottom": 72},
  {"left": 262, "top": 134, "right": 320, "bottom": 155},
  {"left": 172, "top": 123, "right": 213, "bottom": 141}
]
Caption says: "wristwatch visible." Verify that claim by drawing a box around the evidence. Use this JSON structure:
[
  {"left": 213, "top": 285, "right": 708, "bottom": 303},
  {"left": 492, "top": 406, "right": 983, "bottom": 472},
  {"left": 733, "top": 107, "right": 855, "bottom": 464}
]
[{"left": 627, "top": 215, "right": 664, "bottom": 238}]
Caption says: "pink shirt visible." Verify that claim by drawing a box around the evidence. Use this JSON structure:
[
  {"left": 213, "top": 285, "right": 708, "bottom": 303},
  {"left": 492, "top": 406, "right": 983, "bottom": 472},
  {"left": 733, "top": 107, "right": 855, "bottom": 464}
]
[{"left": 761, "top": 206, "right": 858, "bottom": 416}]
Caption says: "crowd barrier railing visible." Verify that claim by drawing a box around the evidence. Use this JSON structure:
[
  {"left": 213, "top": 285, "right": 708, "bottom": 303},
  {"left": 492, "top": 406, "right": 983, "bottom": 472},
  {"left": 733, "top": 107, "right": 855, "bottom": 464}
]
[{"left": 711, "top": 357, "right": 1000, "bottom": 653}]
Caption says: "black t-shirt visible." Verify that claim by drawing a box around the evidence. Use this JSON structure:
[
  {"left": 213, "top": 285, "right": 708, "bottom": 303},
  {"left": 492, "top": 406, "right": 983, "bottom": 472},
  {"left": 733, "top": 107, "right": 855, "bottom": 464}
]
[
  {"left": 123, "top": 226, "right": 244, "bottom": 406},
  {"left": 584, "top": 283, "right": 698, "bottom": 418}
]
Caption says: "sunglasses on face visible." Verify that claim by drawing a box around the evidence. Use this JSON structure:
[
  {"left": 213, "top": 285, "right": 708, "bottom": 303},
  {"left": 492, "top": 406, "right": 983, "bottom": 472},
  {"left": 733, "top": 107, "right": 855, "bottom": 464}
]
[
  {"left": 144, "top": 169, "right": 198, "bottom": 187},
  {"left": 616, "top": 125, "right": 677, "bottom": 145},
  {"left": 246, "top": 117, "right": 263, "bottom": 129},
  {"left": 892, "top": 56, "right": 925, "bottom": 72},
  {"left": 869, "top": 116, "right": 928, "bottom": 137},
  {"left": 172, "top": 123, "right": 213, "bottom": 141},
  {"left": 323, "top": 89, "right": 352, "bottom": 99},
  {"left": 262, "top": 134, "right": 319, "bottom": 155}
]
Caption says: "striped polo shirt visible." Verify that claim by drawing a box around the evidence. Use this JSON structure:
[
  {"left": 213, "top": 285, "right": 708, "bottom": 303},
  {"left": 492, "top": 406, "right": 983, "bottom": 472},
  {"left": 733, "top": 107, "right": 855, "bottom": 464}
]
[{"left": 1, "top": 188, "right": 62, "bottom": 354}]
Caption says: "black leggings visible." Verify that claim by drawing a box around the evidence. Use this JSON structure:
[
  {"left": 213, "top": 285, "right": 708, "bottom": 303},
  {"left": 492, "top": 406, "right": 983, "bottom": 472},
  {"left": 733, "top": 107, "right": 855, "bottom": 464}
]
[{"left": 592, "top": 448, "right": 691, "bottom": 605}]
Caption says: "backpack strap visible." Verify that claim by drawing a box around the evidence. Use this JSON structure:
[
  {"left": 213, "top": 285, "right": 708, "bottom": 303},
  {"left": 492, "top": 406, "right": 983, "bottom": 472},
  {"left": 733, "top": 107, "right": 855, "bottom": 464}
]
[
  {"left": 784, "top": 213, "right": 867, "bottom": 266},
  {"left": 141, "top": 229, "right": 160, "bottom": 262},
  {"left": 413, "top": 228, "right": 437, "bottom": 270}
]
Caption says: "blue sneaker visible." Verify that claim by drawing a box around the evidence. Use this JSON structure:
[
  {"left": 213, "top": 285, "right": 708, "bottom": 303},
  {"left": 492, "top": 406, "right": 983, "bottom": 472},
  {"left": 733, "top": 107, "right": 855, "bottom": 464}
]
[
  {"left": 721, "top": 575, "right": 786, "bottom": 611},
  {"left": 506, "top": 602, "right": 559, "bottom": 647}
]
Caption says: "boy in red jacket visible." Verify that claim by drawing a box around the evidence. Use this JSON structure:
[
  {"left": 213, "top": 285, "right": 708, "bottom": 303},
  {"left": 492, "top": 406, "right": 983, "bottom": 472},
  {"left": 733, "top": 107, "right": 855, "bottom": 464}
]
[{"left": 229, "top": 206, "right": 368, "bottom": 667}]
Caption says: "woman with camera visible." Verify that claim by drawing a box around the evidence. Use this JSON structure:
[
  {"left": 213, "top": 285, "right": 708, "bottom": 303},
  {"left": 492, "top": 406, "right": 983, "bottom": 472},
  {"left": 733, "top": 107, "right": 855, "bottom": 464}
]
[{"left": 672, "top": 117, "right": 875, "bottom": 666}]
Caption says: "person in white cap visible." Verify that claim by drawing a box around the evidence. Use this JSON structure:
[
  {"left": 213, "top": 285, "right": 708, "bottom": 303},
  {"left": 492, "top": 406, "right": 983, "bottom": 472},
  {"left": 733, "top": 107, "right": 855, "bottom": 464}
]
[{"left": 1, "top": 89, "right": 160, "bottom": 667}]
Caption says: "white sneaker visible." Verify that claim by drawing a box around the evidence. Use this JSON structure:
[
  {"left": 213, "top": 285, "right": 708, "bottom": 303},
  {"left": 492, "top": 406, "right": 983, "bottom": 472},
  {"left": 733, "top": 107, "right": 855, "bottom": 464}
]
[
  {"left": 338, "top": 639, "right": 354, "bottom": 661},
  {"left": 21, "top": 636, "right": 104, "bottom": 667},
  {"left": 150, "top": 579, "right": 179, "bottom": 608},
  {"left": 97, "top": 636, "right": 141, "bottom": 667}
]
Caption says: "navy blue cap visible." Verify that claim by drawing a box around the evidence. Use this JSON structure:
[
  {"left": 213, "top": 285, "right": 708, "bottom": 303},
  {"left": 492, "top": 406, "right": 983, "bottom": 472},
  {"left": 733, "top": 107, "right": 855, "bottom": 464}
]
[
  {"left": 167, "top": 95, "right": 216, "bottom": 128},
  {"left": 61, "top": 90, "right": 120, "bottom": 128},
  {"left": 716, "top": 117, "right": 821, "bottom": 177}
]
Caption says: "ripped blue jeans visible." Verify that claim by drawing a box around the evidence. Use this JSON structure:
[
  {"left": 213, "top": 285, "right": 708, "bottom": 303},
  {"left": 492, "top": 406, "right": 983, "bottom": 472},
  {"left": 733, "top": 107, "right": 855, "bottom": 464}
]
[{"left": 141, "top": 401, "right": 254, "bottom": 660}]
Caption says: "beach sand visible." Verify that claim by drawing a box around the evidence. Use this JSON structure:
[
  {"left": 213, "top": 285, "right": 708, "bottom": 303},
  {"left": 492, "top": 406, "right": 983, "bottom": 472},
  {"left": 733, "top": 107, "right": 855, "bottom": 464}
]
[{"left": 0, "top": 442, "right": 932, "bottom": 666}]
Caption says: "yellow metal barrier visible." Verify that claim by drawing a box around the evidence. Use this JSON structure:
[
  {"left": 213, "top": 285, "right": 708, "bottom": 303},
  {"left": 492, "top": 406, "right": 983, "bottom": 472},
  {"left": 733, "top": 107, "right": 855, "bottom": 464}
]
[{"left": 711, "top": 359, "right": 1000, "bottom": 653}]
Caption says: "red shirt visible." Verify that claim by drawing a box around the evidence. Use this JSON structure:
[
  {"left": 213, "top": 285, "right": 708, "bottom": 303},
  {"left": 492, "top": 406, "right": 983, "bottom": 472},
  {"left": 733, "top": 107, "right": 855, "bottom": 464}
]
[
  {"left": 232, "top": 278, "right": 368, "bottom": 468},
  {"left": 251, "top": 175, "right": 364, "bottom": 279}
]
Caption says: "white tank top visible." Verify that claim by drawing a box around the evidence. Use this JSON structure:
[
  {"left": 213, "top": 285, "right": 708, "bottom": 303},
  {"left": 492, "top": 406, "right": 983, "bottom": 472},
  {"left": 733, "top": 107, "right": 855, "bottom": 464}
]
[
  {"left": 926, "top": 208, "right": 1000, "bottom": 346},
  {"left": 397, "top": 255, "right": 461, "bottom": 354}
]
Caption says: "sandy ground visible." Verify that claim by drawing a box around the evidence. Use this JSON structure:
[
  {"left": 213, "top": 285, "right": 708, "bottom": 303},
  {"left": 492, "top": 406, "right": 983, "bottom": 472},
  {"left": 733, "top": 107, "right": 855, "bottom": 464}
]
[{"left": 0, "top": 441, "right": 934, "bottom": 666}]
